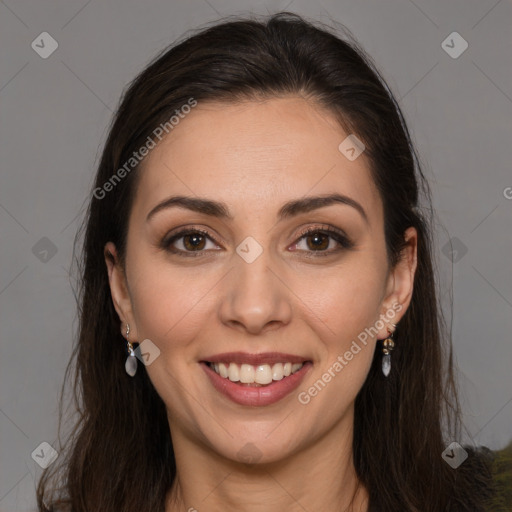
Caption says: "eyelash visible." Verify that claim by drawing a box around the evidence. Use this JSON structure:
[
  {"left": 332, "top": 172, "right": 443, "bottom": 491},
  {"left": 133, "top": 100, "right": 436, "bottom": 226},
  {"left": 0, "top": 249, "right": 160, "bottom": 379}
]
[{"left": 161, "top": 225, "right": 354, "bottom": 258}]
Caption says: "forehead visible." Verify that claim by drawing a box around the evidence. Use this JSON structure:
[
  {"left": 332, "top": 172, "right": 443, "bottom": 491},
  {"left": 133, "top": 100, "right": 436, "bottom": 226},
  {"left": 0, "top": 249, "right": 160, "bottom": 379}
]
[{"left": 132, "top": 96, "right": 382, "bottom": 223}]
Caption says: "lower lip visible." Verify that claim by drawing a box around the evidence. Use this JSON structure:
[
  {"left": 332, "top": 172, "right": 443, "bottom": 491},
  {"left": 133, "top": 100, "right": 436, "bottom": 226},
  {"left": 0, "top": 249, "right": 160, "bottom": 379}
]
[{"left": 201, "top": 362, "right": 312, "bottom": 407}]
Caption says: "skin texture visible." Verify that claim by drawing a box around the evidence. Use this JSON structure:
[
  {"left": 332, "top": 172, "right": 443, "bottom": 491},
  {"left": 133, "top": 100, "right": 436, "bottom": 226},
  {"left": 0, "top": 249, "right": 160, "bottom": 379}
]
[{"left": 104, "top": 96, "right": 418, "bottom": 512}]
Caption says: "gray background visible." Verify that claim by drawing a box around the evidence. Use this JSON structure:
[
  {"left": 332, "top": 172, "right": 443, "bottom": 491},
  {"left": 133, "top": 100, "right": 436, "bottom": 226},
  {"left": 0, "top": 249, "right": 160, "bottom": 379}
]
[{"left": 1, "top": 0, "right": 511, "bottom": 510}]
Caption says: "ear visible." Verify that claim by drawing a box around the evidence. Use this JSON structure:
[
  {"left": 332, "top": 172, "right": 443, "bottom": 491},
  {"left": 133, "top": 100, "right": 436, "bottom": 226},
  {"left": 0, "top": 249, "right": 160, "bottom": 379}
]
[
  {"left": 104, "top": 241, "right": 139, "bottom": 340},
  {"left": 377, "top": 226, "right": 418, "bottom": 339}
]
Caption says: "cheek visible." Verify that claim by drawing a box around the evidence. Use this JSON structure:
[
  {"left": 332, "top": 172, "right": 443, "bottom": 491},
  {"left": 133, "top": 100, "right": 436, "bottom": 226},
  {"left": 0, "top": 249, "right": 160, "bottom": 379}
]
[
  {"left": 293, "top": 267, "right": 382, "bottom": 426},
  {"left": 127, "top": 256, "right": 214, "bottom": 356},
  {"left": 292, "top": 259, "right": 385, "bottom": 335},
  {"left": 127, "top": 265, "right": 213, "bottom": 422},
  {"left": 289, "top": 259, "right": 385, "bottom": 407}
]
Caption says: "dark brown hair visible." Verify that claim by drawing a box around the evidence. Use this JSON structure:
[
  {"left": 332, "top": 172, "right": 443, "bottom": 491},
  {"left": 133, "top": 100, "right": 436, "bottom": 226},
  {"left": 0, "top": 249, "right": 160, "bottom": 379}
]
[{"left": 37, "top": 11, "right": 495, "bottom": 512}]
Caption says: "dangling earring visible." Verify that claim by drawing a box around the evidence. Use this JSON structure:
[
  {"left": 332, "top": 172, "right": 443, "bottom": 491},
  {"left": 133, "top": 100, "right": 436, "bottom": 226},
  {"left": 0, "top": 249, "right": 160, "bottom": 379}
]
[
  {"left": 381, "top": 323, "right": 396, "bottom": 377},
  {"left": 125, "top": 323, "right": 137, "bottom": 377}
]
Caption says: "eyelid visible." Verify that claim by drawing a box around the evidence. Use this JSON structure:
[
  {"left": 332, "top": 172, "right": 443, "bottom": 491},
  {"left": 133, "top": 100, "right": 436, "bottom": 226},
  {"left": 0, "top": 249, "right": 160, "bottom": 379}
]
[{"left": 295, "top": 223, "right": 349, "bottom": 241}]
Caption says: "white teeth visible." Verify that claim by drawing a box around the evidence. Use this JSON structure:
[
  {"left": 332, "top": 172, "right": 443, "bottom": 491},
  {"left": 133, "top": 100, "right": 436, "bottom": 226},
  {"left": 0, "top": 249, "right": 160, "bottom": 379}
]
[
  {"left": 272, "top": 363, "right": 284, "bottom": 381},
  {"left": 210, "top": 361, "right": 304, "bottom": 384},
  {"left": 255, "top": 364, "right": 273, "bottom": 385},
  {"left": 228, "top": 363, "right": 240, "bottom": 382},
  {"left": 240, "top": 364, "right": 255, "bottom": 383},
  {"left": 218, "top": 362, "right": 229, "bottom": 378}
]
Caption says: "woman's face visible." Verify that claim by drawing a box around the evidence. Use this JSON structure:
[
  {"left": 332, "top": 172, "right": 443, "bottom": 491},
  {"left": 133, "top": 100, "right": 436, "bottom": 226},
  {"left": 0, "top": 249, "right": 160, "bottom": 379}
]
[{"left": 106, "top": 96, "right": 416, "bottom": 464}]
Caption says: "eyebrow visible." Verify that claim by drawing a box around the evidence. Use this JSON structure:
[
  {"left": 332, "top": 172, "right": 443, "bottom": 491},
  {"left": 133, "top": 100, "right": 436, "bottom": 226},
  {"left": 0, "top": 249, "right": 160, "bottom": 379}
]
[{"left": 146, "top": 193, "right": 369, "bottom": 225}]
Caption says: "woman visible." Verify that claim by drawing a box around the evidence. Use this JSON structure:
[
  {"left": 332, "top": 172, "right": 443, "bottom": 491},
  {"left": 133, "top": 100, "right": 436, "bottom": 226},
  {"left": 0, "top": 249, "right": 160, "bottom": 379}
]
[{"left": 37, "top": 12, "right": 497, "bottom": 512}]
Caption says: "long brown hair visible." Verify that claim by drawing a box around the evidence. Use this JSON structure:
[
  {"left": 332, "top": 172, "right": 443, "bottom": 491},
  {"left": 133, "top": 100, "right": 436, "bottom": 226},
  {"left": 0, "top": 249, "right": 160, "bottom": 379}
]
[{"left": 37, "top": 12, "right": 495, "bottom": 511}]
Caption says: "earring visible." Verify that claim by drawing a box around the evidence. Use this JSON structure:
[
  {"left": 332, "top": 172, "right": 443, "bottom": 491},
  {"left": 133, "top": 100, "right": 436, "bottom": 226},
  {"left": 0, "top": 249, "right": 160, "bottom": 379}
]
[
  {"left": 381, "top": 323, "right": 396, "bottom": 377},
  {"left": 124, "top": 323, "right": 137, "bottom": 377}
]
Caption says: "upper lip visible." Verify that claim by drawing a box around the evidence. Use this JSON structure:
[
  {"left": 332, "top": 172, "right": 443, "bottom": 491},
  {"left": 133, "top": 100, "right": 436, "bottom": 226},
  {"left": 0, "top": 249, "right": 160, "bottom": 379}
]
[{"left": 201, "top": 352, "right": 310, "bottom": 366}]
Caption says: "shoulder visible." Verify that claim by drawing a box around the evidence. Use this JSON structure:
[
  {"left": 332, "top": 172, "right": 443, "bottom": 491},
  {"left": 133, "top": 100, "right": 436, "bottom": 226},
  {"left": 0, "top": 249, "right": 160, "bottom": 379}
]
[
  {"left": 458, "top": 443, "right": 511, "bottom": 512},
  {"left": 485, "top": 441, "right": 512, "bottom": 511}
]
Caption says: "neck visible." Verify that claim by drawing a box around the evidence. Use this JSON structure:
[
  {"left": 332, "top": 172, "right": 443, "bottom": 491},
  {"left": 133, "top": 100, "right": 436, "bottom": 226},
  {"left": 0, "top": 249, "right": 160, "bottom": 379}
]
[{"left": 165, "top": 412, "right": 369, "bottom": 512}]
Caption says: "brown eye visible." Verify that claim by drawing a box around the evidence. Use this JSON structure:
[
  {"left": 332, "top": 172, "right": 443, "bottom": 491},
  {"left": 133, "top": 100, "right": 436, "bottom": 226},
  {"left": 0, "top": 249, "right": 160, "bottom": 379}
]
[
  {"left": 291, "top": 226, "right": 354, "bottom": 256},
  {"left": 182, "top": 233, "right": 207, "bottom": 251},
  {"left": 304, "top": 232, "right": 330, "bottom": 251},
  {"left": 162, "top": 228, "right": 220, "bottom": 256}
]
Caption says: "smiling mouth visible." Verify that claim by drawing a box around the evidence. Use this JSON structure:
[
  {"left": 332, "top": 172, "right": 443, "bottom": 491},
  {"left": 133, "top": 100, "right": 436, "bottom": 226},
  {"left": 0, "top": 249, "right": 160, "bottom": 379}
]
[{"left": 205, "top": 361, "right": 308, "bottom": 387}]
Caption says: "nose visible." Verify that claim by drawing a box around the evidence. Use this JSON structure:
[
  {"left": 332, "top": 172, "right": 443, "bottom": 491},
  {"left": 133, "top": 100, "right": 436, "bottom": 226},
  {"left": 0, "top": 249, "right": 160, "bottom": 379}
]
[{"left": 218, "top": 247, "right": 292, "bottom": 335}]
